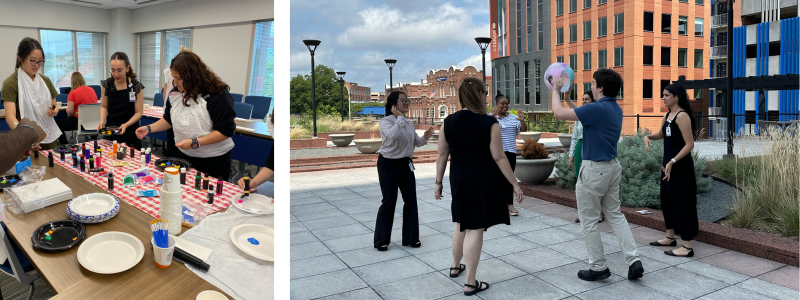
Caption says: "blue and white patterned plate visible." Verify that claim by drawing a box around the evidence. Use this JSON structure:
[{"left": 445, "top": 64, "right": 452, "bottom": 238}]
[{"left": 67, "top": 193, "right": 120, "bottom": 224}]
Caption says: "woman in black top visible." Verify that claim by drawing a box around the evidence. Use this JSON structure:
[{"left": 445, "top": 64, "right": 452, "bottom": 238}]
[
  {"left": 643, "top": 84, "right": 699, "bottom": 257},
  {"left": 97, "top": 52, "right": 144, "bottom": 149}
]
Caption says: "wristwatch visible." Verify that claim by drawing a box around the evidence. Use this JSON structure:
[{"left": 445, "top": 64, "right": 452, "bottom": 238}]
[
  {"left": 191, "top": 138, "right": 200, "bottom": 149},
  {"left": 146, "top": 125, "right": 152, "bottom": 134}
]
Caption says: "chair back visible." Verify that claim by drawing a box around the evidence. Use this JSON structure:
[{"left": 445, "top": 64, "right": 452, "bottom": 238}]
[
  {"left": 0, "top": 222, "right": 38, "bottom": 284},
  {"left": 56, "top": 94, "right": 69, "bottom": 104},
  {"left": 88, "top": 85, "right": 101, "bottom": 100},
  {"left": 230, "top": 93, "right": 244, "bottom": 103},
  {"left": 59, "top": 87, "right": 71, "bottom": 94},
  {"left": 233, "top": 102, "right": 254, "bottom": 119},
  {"left": 244, "top": 96, "right": 272, "bottom": 120},
  {"left": 153, "top": 93, "right": 164, "bottom": 107},
  {"left": 231, "top": 134, "right": 273, "bottom": 167},
  {"left": 77, "top": 103, "right": 102, "bottom": 133}
]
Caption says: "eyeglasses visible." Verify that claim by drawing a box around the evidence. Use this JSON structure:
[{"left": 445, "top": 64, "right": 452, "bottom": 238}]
[
  {"left": 28, "top": 60, "right": 45, "bottom": 67},
  {"left": 110, "top": 69, "right": 126, "bottom": 74}
]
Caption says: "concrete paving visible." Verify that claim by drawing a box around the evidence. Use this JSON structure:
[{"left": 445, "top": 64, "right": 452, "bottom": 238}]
[{"left": 291, "top": 163, "right": 798, "bottom": 300}]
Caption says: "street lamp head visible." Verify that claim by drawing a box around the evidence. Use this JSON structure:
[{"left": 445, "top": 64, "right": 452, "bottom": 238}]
[
  {"left": 475, "top": 37, "right": 491, "bottom": 51},
  {"left": 384, "top": 59, "right": 397, "bottom": 69},
  {"left": 303, "top": 39, "right": 321, "bottom": 53},
  {"left": 336, "top": 71, "right": 346, "bottom": 81}
]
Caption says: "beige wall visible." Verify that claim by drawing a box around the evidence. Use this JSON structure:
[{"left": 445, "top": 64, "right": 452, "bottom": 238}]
[
  {"left": 0, "top": 0, "right": 110, "bottom": 32},
  {"left": 192, "top": 22, "right": 255, "bottom": 95},
  {"left": 0, "top": 26, "right": 39, "bottom": 77},
  {"left": 130, "top": 0, "right": 273, "bottom": 33}
]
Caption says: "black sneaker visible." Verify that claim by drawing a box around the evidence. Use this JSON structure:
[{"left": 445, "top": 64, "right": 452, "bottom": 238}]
[
  {"left": 577, "top": 268, "right": 611, "bottom": 281},
  {"left": 628, "top": 260, "right": 644, "bottom": 280}
]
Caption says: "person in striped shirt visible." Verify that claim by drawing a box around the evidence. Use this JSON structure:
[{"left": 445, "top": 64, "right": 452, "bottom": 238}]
[{"left": 489, "top": 94, "right": 527, "bottom": 216}]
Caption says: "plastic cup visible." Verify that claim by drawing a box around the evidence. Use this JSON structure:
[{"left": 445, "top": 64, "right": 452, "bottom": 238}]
[
  {"left": 196, "top": 290, "right": 228, "bottom": 300},
  {"left": 151, "top": 235, "right": 176, "bottom": 268}
]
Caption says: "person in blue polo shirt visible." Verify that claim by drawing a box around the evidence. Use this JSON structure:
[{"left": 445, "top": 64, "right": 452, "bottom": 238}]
[{"left": 550, "top": 69, "right": 644, "bottom": 282}]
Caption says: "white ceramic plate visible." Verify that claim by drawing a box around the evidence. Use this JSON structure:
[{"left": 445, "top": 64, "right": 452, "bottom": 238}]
[
  {"left": 69, "top": 193, "right": 116, "bottom": 216},
  {"left": 77, "top": 231, "right": 144, "bottom": 274},
  {"left": 230, "top": 224, "right": 273, "bottom": 261},
  {"left": 232, "top": 193, "right": 274, "bottom": 215}
]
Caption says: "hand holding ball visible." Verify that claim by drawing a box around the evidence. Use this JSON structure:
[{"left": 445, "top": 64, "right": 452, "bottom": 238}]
[{"left": 544, "top": 62, "right": 575, "bottom": 93}]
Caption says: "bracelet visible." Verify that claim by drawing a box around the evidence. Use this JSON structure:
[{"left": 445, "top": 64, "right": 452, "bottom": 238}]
[
  {"left": 146, "top": 125, "right": 151, "bottom": 134},
  {"left": 18, "top": 125, "right": 39, "bottom": 142},
  {"left": 434, "top": 180, "right": 442, "bottom": 185},
  {"left": 670, "top": 158, "right": 677, "bottom": 164}
]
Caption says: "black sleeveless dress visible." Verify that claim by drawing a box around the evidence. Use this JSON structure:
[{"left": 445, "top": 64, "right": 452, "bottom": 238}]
[
  {"left": 660, "top": 110, "right": 699, "bottom": 241},
  {"left": 445, "top": 110, "right": 511, "bottom": 231}
]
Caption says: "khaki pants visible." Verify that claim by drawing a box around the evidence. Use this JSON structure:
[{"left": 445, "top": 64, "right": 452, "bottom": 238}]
[{"left": 576, "top": 158, "right": 640, "bottom": 271}]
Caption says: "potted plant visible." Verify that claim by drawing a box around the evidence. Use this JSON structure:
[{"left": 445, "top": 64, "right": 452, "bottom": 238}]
[
  {"left": 514, "top": 139, "right": 557, "bottom": 184},
  {"left": 353, "top": 133, "right": 382, "bottom": 154},
  {"left": 557, "top": 123, "right": 573, "bottom": 147},
  {"left": 329, "top": 133, "right": 355, "bottom": 147}
]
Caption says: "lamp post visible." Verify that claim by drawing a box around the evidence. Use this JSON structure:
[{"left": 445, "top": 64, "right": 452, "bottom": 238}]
[
  {"left": 384, "top": 59, "right": 397, "bottom": 92},
  {"left": 303, "top": 39, "right": 321, "bottom": 138},
  {"left": 475, "top": 37, "right": 492, "bottom": 105},
  {"left": 336, "top": 71, "right": 346, "bottom": 122}
]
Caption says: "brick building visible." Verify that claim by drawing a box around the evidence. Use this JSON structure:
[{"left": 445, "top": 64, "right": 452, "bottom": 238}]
[
  {"left": 370, "top": 92, "right": 385, "bottom": 102},
  {"left": 385, "top": 66, "right": 493, "bottom": 121},
  {"left": 344, "top": 82, "right": 371, "bottom": 103}
]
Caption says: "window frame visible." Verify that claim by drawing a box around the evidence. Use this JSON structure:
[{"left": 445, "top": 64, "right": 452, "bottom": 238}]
[
  {"left": 557, "top": 27, "right": 564, "bottom": 45},
  {"left": 643, "top": 79, "right": 653, "bottom": 99},
  {"left": 583, "top": 20, "right": 592, "bottom": 40},
  {"left": 662, "top": 14, "right": 672, "bottom": 34},
  {"left": 583, "top": 51, "right": 592, "bottom": 70},
  {"left": 678, "top": 48, "right": 688, "bottom": 67},
  {"left": 569, "top": 24, "right": 577, "bottom": 43},
  {"left": 644, "top": 11, "right": 654, "bottom": 32},
  {"left": 695, "top": 17, "right": 704, "bottom": 36},
  {"left": 598, "top": 0, "right": 607, "bottom": 4},
  {"left": 598, "top": 49, "right": 607, "bottom": 69},
  {"left": 613, "top": 46, "right": 624, "bottom": 67},
  {"left": 598, "top": 17, "right": 607, "bottom": 37},
  {"left": 661, "top": 47, "right": 671, "bottom": 66},
  {"left": 556, "top": 0, "right": 564, "bottom": 16},
  {"left": 614, "top": 13, "right": 624, "bottom": 34},
  {"left": 694, "top": 49, "right": 704, "bottom": 68},
  {"left": 569, "top": 53, "right": 578, "bottom": 71},
  {"left": 678, "top": 16, "right": 688, "bottom": 35},
  {"left": 138, "top": 28, "right": 193, "bottom": 99},
  {"left": 583, "top": 0, "right": 591, "bottom": 9},
  {"left": 569, "top": 0, "right": 577, "bottom": 13},
  {"left": 39, "top": 29, "right": 107, "bottom": 88},
  {"left": 643, "top": 46, "right": 654, "bottom": 65}
]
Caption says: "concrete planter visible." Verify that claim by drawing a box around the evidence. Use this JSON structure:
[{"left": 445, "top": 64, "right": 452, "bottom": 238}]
[
  {"left": 514, "top": 155, "right": 558, "bottom": 184},
  {"left": 353, "top": 139, "right": 382, "bottom": 154},
  {"left": 434, "top": 120, "right": 443, "bottom": 127},
  {"left": 519, "top": 132, "right": 542, "bottom": 143},
  {"left": 329, "top": 134, "right": 355, "bottom": 147},
  {"left": 557, "top": 134, "right": 572, "bottom": 148}
]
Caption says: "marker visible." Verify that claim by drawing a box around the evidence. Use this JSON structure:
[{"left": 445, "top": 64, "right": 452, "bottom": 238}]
[
  {"left": 243, "top": 173, "right": 251, "bottom": 197},
  {"left": 207, "top": 186, "right": 215, "bottom": 204},
  {"left": 194, "top": 172, "right": 201, "bottom": 190},
  {"left": 180, "top": 167, "right": 187, "bottom": 185},
  {"left": 60, "top": 149, "right": 65, "bottom": 161},
  {"left": 216, "top": 177, "right": 223, "bottom": 195}
]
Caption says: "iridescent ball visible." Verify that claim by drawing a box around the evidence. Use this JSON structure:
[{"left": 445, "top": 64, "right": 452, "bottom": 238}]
[{"left": 543, "top": 62, "right": 575, "bottom": 92}]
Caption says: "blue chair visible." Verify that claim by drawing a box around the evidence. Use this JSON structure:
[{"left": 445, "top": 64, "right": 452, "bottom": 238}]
[
  {"left": 88, "top": 85, "right": 101, "bottom": 100},
  {"left": 0, "top": 91, "right": 3, "bottom": 109},
  {"left": 153, "top": 93, "right": 164, "bottom": 107},
  {"left": 56, "top": 94, "right": 68, "bottom": 104},
  {"left": 59, "top": 87, "right": 71, "bottom": 94},
  {"left": 230, "top": 93, "right": 244, "bottom": 103},
  {"left": 0, "top": 222, "right": 40, "bottom": 300},
  {"left": 231, "top": 134, "right": 273, "bottom": 181},
  {"left": 233, "top": 102, "right": 254, "bottom": 119},
  {"left": 244, "top": 96, "right": 272, "bottom": 120}
]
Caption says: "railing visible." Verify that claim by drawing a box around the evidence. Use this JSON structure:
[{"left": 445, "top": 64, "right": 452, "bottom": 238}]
[
  {"left": 711, "top": 13, "right": 728, "bottom": 28},
  {"left": 710, "top": 68, "right": 727, "bottom": 78},
  {"left": 710, "top": 46, "right": 728, "bottom": 58}
]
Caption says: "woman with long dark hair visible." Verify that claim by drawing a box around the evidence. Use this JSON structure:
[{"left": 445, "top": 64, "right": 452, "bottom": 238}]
[
  {"left": 98, "top": 52, "right": 144, "bottom": 149},
  {"left": 135, "top": 47, "right": 236, "bottom": 180},
  {"left": 643, "top": 84, "right": 699, "bottom": 257},
  {"left": 489, "top": 94, "right": 527, "bottom": 216},
  {"left": 2, "top": 37, "right": 61, "bottom": 150},
  {"left": 373, "top": 91, "right": 435, "bottom": 251},
  {"left": 568, "top": 91, "right": 604, "bottom": 223}
]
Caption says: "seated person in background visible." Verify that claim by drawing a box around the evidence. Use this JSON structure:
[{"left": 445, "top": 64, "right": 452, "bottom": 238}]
[{"left": 56, "top": 72, "right": 97, "bottom": 145}]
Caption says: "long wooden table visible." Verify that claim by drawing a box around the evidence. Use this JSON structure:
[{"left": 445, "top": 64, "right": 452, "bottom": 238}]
[{"left": 1, "top": 157, "right": 231, "bottom": 299}]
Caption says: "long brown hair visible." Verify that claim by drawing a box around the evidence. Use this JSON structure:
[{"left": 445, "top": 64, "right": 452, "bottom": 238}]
[
  {"left": 458, "top": 77, "right": 487, "bottom": 115},
  {"left": 170, "top": 48, "right": 230, "bottom": 107},
  {"left": 110, "top": 52, "right": 136, "bottom": 80},
  {"left": 71, "top": 72, "right": 86, "bottom": 90},
  {"left": 16, "top": 37, "right": 44, "bottom": 69}
]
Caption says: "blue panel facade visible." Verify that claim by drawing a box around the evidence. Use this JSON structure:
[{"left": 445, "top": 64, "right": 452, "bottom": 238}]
[
  {"left": 733, "top": 26, "right": 746, "bottom": 134},
  {"left": 780, "top": 17, "right": 799, "bottom": 121}
]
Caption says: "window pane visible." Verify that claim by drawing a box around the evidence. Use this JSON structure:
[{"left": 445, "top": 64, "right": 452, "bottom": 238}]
[
  {"left": 76, "top": 32, "right": 105, "bottom": 88},
  {"left": 584, "top": 0, "right": 591, "bottom": 8},
  {"left": 570, "top": 24, "right": 577, "bottom": 42},
  {"left": 570, "top": 0, "right": 576, "bottom": 12},
  {"left": 678, "top": 48, "right": 687, "bottom": 67},
  {"left": 534, "top": 59, "right": 541, "bottom": 104},
  {"left": 644, "top": 12, "right": 654, "bottom": 31},
  {"left": 661, "top": 47, "right": 671, "bottom": 66},
  {"left": 557, "top": 0, "right": 563, "bottom": 16},
  {"left": 662, "top": 14, "right": 672, "bottom": 33},
  {"left": 40, "top": 30, "right": 75, "bottom": 87},
  {"left": 696, "top": 0, "right": 704, "bottom": 5},
  {"left": 694, "top": 49, "right": 704, "bottom": 68},
  {"left": 584, "top": 83, "right": 591, "bottom": 95},
  {"left": 524, "top": 61, "right": 530, "bottom": 104},
  {"left": 538, "top": 0, "right": 543, "bottom": 50},
  {"left": 643, "top": 46, "right": 653, "bottom": 65},
  {"left": 248, "top": 21, "right": 275, "bottom": 102},
  {"left": 679, "top": 16, "right": 688, "bottom": 35},
  {"left": 599, "top": 0, "right": 606, "bottom": 4},
  {"left": 527, "top": 0, "right": 533, "bottom": 52},
  {"left": 583, "top": 52, "right": 591, "bottom": 70},
  {"left": 643, "top": 79, "right": 653, "bottom": 98},
  {"left": 557, "top": 56, "right": 564, "bottom": 63},
  {"left": 557, "top": 27, "right": 564, "bottom": 44},
  {"left": 695, "top": 18, "right": 704, "bottom": 36},
  {"left": 514, "top": 62, "right": 520, "bottom": 104},
  {"left": 598, "top": 17, "right": 607, "bottom": 37},
  {"left": 570, "top": 54, "right": 577, "bottom": 71},
  {"left": 584, "top": 21, "right": 591, "bottom": 39},
  {"left": 660, "top": 80, "right": 670, "bottom": 96},
  {"left": 615, "top": 13, "right": 624, "bottom": 33},
  {"left": 139, "top": 32, "right": 161, "bottom": 100},
  {"left": 614, "top": 47, "right": 623, "bottom": 66},
  {"left": 598, "top": 49, "right": 607, "bottom": 69}
]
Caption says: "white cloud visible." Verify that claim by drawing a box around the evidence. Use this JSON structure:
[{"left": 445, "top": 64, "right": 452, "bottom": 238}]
[
  {"left": 335, "top": 3, "right": 488, "bottom": 50},
  {"left": 456, "top": 54, "right": 492, "bottom": 76}
]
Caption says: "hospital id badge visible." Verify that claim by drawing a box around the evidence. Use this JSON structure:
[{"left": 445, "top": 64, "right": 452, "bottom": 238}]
[
  {"left": 409, "top": 161, "right": 415, "bottom": 172},
  {"left": 129, "top": 91, "right": 136, "bottom": 102},
  {"left": 666, "top": 126, "right": 672, "bottom": 137}
]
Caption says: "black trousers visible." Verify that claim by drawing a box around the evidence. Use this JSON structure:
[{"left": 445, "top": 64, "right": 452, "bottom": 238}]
[
  {"left": 504, "top": 151, "right": 517, "bottom": 205},
  {"left": 374, "top": 155, "right": 419, "bottom": 247},
  {"left": 177, "top": 149, "right": 232, "bottom": 181},
  {"left": 55, "top": 116, "right": 81, "bottom": 145}
]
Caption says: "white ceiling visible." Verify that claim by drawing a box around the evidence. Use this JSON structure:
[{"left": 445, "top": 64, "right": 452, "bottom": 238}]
[{"left": 41, "top": 0, "right": 178, "bottom": 10}]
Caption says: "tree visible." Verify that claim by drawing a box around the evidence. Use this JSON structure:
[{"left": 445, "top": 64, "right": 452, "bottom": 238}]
[{"left": 290, "top": 64, "right": 349, "bottom": 115}]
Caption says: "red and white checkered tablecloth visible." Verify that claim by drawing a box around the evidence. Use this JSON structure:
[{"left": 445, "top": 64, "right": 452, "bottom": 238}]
[
  {"left": 47, "top": 139, "right": 238, "bottom": 219},
  {"left": 143, "top": 106, "right": 164, "bottom": 119}
]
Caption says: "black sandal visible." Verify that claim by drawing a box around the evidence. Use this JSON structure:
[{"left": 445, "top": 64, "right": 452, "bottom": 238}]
[
  {"left": 665, "top": 245, "right": 694, "bottom": 257},
  {"left": 449, "top": 263, "right": 466, "bottom": 278},
  {"left": 376, "top": 245, "right": 388, "bottom": 251},
  {"left": 649, "top": 236, "right": 677, "bottom": 246},
  {"left": 402, "top": 242, "right": 421, "bottom": 248},
  {"left": 464, "top": 280, "right": 489, "bottom": 296}
]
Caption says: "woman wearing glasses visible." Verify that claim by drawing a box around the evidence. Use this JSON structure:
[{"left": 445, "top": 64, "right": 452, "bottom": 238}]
[
  {"left": 373, "top": 91, "right": 435, "bottom": 251},
  {"left": 97, "top": 52, "right": 144, "bottom": 149},
  {"left": 1, "top": 37, "right": 61, "bottom": 150}
]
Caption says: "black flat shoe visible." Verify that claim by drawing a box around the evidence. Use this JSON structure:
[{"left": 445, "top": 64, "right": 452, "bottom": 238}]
[
  {"left": 376, "top": 245, "right": 388, "bottom": 251},
  {"left": 402, "top": 242, "right": 421, "bottom": 248},
  {"left": 665, "top": 245, "right": 694, "bottom": 257},
  {"left": 449, "top": 263, "right": 466, "bottom": 278},
  {"left": 628, "top": 260, "right": 644, "bottom": 280},
  {"left": 577, "top": 268, "right": 611, "bottom": 281},
  {"left": 649, "top": 236, "right": 677, "bottom": 246},
  {"left": 575, "top": 218, "right": 580, "bottom": 223},
  {"left": 464, "top": 280, "right": 489, "bottom": 296}
]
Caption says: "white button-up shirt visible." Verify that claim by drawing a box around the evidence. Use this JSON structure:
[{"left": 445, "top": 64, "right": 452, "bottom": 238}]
[{"left": 377, "top": 115, "right": 428, "bottom": 159}]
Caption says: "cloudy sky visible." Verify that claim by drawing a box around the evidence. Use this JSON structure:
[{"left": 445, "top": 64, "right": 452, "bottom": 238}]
[{"left": 290, "top": 0, "right": 491, "bottom": 91}]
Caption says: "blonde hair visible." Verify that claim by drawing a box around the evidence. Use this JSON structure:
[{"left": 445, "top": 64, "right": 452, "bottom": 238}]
[
  {"left": 70, "top": 72, "right": 86, "bottom": 90},
  {"left": 458, "top": 77, "right": 487, "bottom": 115}
]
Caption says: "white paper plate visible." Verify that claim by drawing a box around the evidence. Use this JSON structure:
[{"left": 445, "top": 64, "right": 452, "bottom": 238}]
[
  {"left": 232, "top": 193, "right": 274, "bottom": 215},
  {"left": 77, "top": 231, "right": 144, "bottom": 274},
  {"left": 69, "top": 193, "right": 116, "bottom": 216},
  {"left": 230, "top": 224, "right": 273, "bottom": 261}
]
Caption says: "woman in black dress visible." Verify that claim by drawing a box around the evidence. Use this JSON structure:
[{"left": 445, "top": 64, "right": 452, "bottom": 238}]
[
  {"left": 643, "top": 84, "right": 699, "bottom": 257},
  {"left": 434, "top": 77, "right": 523, "bottom": 296},
  {"left": 97, "top": 52, "right": 144, "bottom": 149}
]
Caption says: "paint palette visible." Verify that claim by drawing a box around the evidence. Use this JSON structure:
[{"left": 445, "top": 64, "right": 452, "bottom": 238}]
[
  {"left": 153, "top": 158, "right": 191, "bottom": 171},
  {"left": 230, "top": 224, "right": 273, "bottom": 261},
  {"left": 31, "top": 220, "right": 86, "bottom": 252},
  {"left": 54, "top": 144, "right": 83, "bottom": 154},
  {"left": 0, "top": 175, "right": 21, "bottom": 191},
  {"left": 99, "top": 126, "right": 121, "bottom": 135}
]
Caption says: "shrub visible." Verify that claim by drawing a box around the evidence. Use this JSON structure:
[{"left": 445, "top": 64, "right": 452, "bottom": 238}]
[
  {"left": 554, "top": 152, "right": 576, "bottom": 190},
  {"left": 521, "top": 140, "right": 549, "bottom": 159}
]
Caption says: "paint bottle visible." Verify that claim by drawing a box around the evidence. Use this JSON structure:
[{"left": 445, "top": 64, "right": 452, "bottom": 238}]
[
  {"left": 112, "top": 141, "right": 118, "bottom": 156},
  {"left": 202, "top": 173, "right": 209, "bottom": 192},
  {"left": 243, "top": 173, "right": 251, "bottom": 197},
  {"left": 95, "top": 153, "right": 101, "bottom": 168},
  {"left": 140, "top": 148, "right": 146, "bottom": 165},
  {"left": 130, "top": 147, "right": 135, "bottom": 159},
  {"left": 145, "top": 148, "right": 151, "bottom": 164},
  {"left": 108, "top": 171, "right": 114, "bottom": 191},
  {"left": 180, "top": 167, "right": 187, "bottom": 185},
  {"left": 89, "top": 157, "right": 95, "bottom": 169},
  {"left": 94, "top": 140, "right": 99, "bottom": 152},
  {"left": 60, "top": 149, "right": 65, "bottom": 161},
  {"left": 194, "top": 172, "right": 201, "bottom": 190},
  {"left": 207, "top": 186, "right": 215, "bottom": 204},
  {"left": 72, "top": 155, "right": 78, "bottom": 168},
  {"left": 48, "top": 152, "right": 53, "bottom": 167},
  {"left": 33, "top": 146, "right": 39, "bottom": 158},
  {"left": 80, "top": 156, "right": 85, "bottom": 173},
  {"left": 216, "top": 177, "right": 223, "bottom": 195}
]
